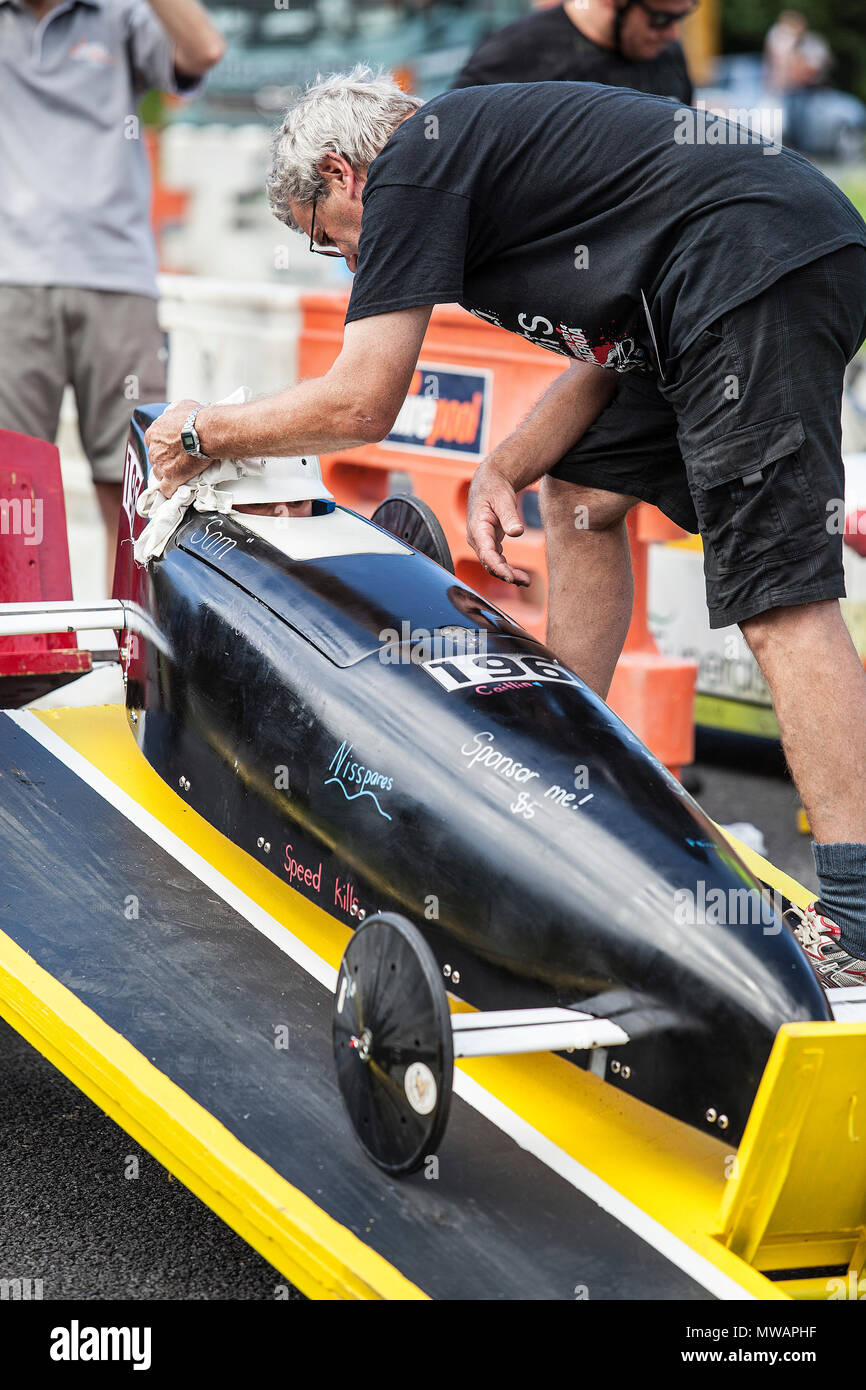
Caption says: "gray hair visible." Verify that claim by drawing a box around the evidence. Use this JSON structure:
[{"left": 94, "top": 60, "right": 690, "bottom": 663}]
[{"left": 267, "top": 65, "right": 422, "bottom": 230}]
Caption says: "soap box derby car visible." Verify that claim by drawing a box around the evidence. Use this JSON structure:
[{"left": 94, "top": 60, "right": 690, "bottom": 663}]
[{"left": 103, "top": 405, "right": 832, "bottom": 1175}]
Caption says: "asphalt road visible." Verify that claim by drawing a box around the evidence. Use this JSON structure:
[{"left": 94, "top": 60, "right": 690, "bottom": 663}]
[{"left": 0, "top": 1019, "right": 301, "bottom": 1302}]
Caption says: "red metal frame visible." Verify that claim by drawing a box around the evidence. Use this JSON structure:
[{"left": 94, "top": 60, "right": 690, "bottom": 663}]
[{"left": 0, "top": 430, "right": 91, "bottom": 683}]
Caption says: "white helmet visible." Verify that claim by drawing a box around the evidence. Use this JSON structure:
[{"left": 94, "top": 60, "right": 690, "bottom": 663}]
[{"left": 215, "top": 454, "right": 333, "bottom": 505}]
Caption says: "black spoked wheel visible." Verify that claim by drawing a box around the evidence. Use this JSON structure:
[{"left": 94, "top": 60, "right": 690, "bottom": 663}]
[
  {"left": 333, "top": 912, "right": 453, "bottom": 1175},
  {"left": 371, "top": 495, "right": 454, "bottom": 573}
]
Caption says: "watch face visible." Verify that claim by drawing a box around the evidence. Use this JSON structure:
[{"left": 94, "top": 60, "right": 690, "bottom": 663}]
[{"left": 181, "top": 429, "right": 196, "bottom": 451}]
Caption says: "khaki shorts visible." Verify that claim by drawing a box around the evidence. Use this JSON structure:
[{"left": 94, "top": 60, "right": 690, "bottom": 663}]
[{"left": 0, "top": 285, "right": 167, "bottom": 482}]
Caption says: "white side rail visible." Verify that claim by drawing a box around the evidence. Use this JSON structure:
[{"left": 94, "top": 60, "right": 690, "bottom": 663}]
[
  {"left": 826, "top": 986, "right": 866, "bottom": 1023},
  {"left": 0, "top": 599, "right": 127, "bottom": 637},
  {"left": 451, "top": 1006, "right": 629, "bottom": 1059},
  {"left": 0, "top": 600, "right": 169, "bottom": 655}
]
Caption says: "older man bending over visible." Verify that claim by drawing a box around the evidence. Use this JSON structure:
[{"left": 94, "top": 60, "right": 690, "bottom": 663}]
[{"left": 145, "top": 68, "right": 866, "bottom": 986}]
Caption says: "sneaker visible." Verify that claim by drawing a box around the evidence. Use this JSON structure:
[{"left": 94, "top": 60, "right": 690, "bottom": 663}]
[{"left": 784, "top": 900, "right": 866, "bottom": 988}]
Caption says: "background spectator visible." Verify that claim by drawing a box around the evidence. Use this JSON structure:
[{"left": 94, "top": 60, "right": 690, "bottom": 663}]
[
  {"left": 764, "top": 9, "right": 831, "bottom": 91},
  {"left": 452, "top": 0, "right": 695, "bottom": 103},
  {"left": 0, "top": 0, "right": 225, "bottom": 588},
  {"left": 763, "top": 8, "right": 833, "bottom": 150}
]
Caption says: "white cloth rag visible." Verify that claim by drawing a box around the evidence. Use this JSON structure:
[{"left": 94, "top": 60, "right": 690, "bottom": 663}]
[{"left": 133, "top": 388, "right": 264, "bottom": 566}]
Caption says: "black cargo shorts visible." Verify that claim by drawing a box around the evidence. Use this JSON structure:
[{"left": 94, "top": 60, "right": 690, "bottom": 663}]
[{"left": 548, "top": 243, "right": 866, "bottom": 629}]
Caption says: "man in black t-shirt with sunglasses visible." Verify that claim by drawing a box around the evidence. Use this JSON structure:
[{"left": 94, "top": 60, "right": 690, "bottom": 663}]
[{"left": 453, "top": 0, "right": 694, "bottom": 104}]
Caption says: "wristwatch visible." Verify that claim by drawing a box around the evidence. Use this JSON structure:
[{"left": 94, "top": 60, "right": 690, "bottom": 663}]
[{"left": 180, "top": 406, "right": 210, "bottom": 460}]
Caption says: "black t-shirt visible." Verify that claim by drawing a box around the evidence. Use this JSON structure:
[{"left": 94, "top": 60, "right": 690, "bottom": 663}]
[
  {"left": 345, "top": 82, "right": 866, "bottom": 373},
  {"left": 452, "top": 3, "right": 693, "bottom": 104}
]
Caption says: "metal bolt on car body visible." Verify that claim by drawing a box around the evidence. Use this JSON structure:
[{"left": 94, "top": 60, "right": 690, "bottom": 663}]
[
  {"left": 620, "top": 1065, "right": 631, "bottom": 1080},
  {"left": 717, "top": 1114, "right": 729, "bottom": 1130},
  {"left": 263, "top": 842, "right": 271, "bottom": 853},
  {"left": 357, "top": 908, "right": 366, "bottom": 920},
  {"left": 178, "top": 776, "right": 190, "bottom": 791},
  {"left": 350, "top": 1028, "right": 372, "bottom": 1062},
  {"left": 257, "top": 837, "right": 264, "bottom": 848},
  {"left": 129, "top": 709, "right": 137, "bottom": 724},
  {"left": 451, "top": 970, "right": 461, "bottom": 985},
  {"left": 610, "top": 1059, "right": 621, "bottom": 1074},
  {"left": 443, "top": 963, "right": 452, "bottom": 977},
  {"left": 705, "top": 1107, "right": 718, "bottom": 1124}
]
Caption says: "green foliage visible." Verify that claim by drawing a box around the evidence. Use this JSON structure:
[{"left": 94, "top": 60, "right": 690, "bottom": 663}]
[
  {"left": 139, "top": 90, "right": 166, "bottom": 129},
  {"left": 721, "top": 1, "right": 866, "bottom": 103},
  {"left": 839, "top": 171, "right": 866, "bottom": 221}
]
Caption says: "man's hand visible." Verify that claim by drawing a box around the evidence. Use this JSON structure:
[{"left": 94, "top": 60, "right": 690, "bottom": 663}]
[
  {"left": 146, "top": 0, "right": 226, "bottom": 77},
  {"left": 144, "top": 399, "right": 208, "bottom": 497},
  {"left": 465, "top": 361, "right": 618, "bottom": 585},
  {"left": 466, "top": 464, "right": 531, "bottom": 587}
]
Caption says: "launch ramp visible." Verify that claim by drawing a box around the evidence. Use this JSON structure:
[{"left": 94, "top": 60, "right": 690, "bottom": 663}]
[{"left": 0, "top": 704, "right": 853, "bottom": 1302}]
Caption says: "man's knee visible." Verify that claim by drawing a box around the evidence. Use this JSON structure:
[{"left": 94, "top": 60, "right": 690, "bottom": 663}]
[
  {"left": 540, "top": 476, "right": 638, "bottom": 537},
  {"left": 740, "top": 599, "right": 844, "bottom": 662}
]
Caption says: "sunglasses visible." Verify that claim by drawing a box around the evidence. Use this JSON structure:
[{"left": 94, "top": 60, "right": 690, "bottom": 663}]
[
  {"left": 308, "top": 192, "right": 343, "bottom": 257},
  {"left": 631, "top": 0, "right": 699, "bottom": 30}
]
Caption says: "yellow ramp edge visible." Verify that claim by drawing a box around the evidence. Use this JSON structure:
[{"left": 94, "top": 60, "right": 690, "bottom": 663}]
[
  {"left": 718, "top": 826, "right": 866, "bottom": 1295},
  {"left": 0, "top": 927, "right": 425, "bottom": 1301},
  {"left": 715, "top": 823, "right": 812, "bottom": 910},
  {"left": 717, "top": 1024, "right": 866, "bottom": 1283},
  {"left": 29, "top": 705, "right": 793, "bottom": 1299}
]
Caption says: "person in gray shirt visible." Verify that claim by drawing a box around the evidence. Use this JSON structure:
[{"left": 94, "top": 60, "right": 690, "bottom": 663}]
[{"left": 0, "top": 0, "right": 225, "bottom": 587}]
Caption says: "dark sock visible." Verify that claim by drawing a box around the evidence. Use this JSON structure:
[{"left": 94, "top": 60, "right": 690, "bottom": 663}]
[{"left": 811, "top": 841, "right": 866, "bottom": 957}]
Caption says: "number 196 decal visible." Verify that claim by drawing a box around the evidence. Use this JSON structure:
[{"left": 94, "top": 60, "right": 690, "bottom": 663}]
[{"left": 421, "top": 651, "right": 581, "bottom": 694}]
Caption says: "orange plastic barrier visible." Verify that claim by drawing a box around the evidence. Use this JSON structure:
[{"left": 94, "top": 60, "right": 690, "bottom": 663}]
[
  {"left": 146, "top": 129, "right": 188, "bottom": 271},
  {"left": 300, "top": 293, "right": 563, "bottom": 639},
  {"left": 299, "top": 294, "right": 695, "bottom": 767}
]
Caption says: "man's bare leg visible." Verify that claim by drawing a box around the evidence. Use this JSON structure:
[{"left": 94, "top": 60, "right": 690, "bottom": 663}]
[
  {"left": 741, "top": 600, "right": 866, "bottom": 954},
  {"left": 540, "top": 476, "right": 638, "bottom": 698},
  {"left": 740, "top": 600, "right": 866, "bottom": 844}
]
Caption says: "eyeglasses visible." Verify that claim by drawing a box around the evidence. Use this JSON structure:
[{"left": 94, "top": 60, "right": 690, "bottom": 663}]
[
  {"left": 308, "top": 192, "right": 343, "bottom": 257},
  {"left": 631, "top": 0, "right": 699, "bottom": 31}
]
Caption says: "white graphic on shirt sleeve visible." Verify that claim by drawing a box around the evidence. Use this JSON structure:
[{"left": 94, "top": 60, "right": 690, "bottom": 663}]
[
  {"left": 467, "top": 306, "right": 504, "bottom": 328},
  {"left": 557, "top": 323, "right": 648, "bottom": 373},
  {"left": 517, "top": 312, "right": 555, "bottom": 335},
  {"left": 467, "top": 305, "right": 649, "bottom": 371},
  {"left": 600, "top": 338, "right": 648, "bottom": 372}
]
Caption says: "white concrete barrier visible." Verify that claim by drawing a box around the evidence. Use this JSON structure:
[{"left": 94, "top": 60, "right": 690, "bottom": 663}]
[
  {"left": 157, "top": 273, "right": 307, "bottom": 403},
  {"left": 157, "top": 122, "right": 351, "bottom": 289}
]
